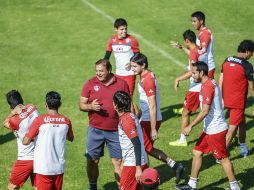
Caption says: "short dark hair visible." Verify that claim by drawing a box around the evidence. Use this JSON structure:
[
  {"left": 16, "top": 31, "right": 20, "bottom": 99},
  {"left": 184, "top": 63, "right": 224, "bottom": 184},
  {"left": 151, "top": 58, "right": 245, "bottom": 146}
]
[
  {"left": 237, "top": 40, "right": 254, "bottom": 53},
  {"left": 46, "top": 91, "right": 61, "bottom": 110},
  {"left": 113, "top": 91, "right": 131, "bottom": 113},
  {"left": 192, "top": 61, "right": 208, "bottom": 76},
  {"left": 191, "top": 11, "right": 205, "bottom": 22},
  {"left": 6, "top": 90, "right": 24, "bottom": 109},
  {"left": 95, "top": 59, "right": 112, "bottom": 73},
  {"left": 130, "top": 53, "right": 148, "bottom": 68},
  {"left": 114, "top": 18, "right": 127, "bottom": 28},
  {"left": 142, "top": 183, "right": 159, "bottom": 190},
  {"left": 183, "top": 29, "right": 196, "bottom": 43}
]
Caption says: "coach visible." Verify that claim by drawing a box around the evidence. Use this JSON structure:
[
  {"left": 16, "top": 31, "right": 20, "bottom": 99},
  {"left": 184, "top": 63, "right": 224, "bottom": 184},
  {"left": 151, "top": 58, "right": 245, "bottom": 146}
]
[{"left": 79, "top": 59, "right": 129, "bottom": 190}]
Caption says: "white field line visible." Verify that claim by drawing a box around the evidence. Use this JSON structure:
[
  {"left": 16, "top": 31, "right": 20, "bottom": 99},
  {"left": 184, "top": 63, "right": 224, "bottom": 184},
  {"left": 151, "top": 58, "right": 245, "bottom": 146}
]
[{"left": 81, "top": 0, "right": 185, "bottom": 68}]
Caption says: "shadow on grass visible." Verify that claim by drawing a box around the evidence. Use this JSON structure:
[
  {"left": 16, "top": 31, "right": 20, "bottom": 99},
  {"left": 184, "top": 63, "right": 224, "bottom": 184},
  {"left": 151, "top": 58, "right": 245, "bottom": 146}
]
[
  {"left": 103, "top": 182, "right": 118, "bottom": 190},
  {"left": 0, "top": 132, "right": 15, "bottom": 144},
  {"left": 160, "top": 103, "right": 183, "bottom": 122},
  {"left": 199, "top": 167, "right": 254, "bottom": 190}
]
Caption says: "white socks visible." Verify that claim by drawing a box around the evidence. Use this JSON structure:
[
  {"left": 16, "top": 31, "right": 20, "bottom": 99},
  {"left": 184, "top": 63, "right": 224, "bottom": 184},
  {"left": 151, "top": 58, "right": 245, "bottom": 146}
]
[
  {"left": 188, "top": 177, "right": 198, "bottom": 188},
  {"left": 180, "top": 133, "right": 187, "bottom": 142},
  {"left": 229, "top": 181, "right": 240, "bottom": 190},
  {"left": 167, "top": 158, "right": 176, "bottom": 168}
]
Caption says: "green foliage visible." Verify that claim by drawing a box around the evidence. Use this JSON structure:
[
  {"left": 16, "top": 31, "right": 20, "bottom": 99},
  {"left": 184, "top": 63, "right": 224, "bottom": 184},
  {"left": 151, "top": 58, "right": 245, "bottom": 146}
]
[{"left": 0, "top": 0, "right": 253, "bottom": 189}]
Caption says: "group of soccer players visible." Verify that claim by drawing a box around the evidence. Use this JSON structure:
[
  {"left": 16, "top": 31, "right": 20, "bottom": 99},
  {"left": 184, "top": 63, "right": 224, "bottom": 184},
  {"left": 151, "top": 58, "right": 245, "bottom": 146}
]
[{"left": 2, "top": 9, "right": 254, "bottom": 190}]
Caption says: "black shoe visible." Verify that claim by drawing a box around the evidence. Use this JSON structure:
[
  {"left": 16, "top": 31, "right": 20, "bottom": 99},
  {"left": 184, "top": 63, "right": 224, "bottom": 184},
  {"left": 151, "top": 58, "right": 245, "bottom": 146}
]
[
  {"left": 176, "top": 183, "right": 196, "bottom": 190},
  {"left": 173, "top": 163, "right": 185, "bottom": 184}
]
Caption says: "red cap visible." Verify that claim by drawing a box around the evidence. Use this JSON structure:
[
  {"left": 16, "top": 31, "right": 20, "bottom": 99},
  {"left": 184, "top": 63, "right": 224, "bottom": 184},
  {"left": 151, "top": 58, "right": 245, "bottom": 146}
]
[{"left": 141, "top": 168, "right": 160, "bottom": 185}]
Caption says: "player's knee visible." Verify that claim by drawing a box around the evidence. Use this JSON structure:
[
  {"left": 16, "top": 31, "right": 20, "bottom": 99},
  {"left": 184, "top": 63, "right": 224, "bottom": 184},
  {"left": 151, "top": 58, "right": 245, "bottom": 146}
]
[
  {"left": 111, "top": 158, "right": 122, "bottom": 171},
  {"left": 87, "top": 158, "right": 100, "bottom": 165},
  {"left": 182, "top": 108, "right": 191, "bottom": 117},
  {"left": 192, "top": 149, "right": 202, "bottom": 158}
]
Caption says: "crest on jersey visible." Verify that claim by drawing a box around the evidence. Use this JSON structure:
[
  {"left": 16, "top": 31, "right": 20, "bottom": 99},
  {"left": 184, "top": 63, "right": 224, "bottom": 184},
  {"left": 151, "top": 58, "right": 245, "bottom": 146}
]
[
  {"left": 116, "top": 47, "right": 123, "bottom": 52},
  {"left": 148, "top": 89, "right": 154, "bottom": 94},
  {"left": 94, "top": 85, "right": 100, "bottom": 91}
]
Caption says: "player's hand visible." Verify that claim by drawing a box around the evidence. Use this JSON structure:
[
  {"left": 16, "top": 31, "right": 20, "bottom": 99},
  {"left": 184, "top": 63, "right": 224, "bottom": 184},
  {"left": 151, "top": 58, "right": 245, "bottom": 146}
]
[
  {"left": 125, "top": 63, "right": 131, "bottom": 71},
  {"left": 174, "top": 79, "right": 179, "bottom": 92},
  {"left": 11, "top": 104, "right": 25, "bottom": 115},
  {"left": 170, "top": 41, "right": 182, "bottom": 49},
  {"left": 150, "top": 128, "right": 158, "bottom": 141},
  {"left": 135, "top": 166, "right": 142, "bottom": 183},
  {"left": 183, "top": 126, "right": 192, "bottom": 136},
  {"left": 91, "top": 99, "right": 101, "bottom": 111}
]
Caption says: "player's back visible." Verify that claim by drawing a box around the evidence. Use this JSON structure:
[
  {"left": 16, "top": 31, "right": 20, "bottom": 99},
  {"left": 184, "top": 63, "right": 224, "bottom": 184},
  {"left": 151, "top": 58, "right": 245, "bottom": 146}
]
[
  {"left": 9, "top": 104, "right": 39, "bottom": 160},
  {"left": 222, "top": 56, "right": 252, "bottom": 109},
  {"left": 33, "top": 114, "right": 72, "bottom": 175}
]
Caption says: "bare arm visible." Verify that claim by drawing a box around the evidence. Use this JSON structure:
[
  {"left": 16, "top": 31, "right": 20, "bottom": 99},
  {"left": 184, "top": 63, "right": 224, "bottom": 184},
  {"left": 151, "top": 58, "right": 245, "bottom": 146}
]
[
  {"left": 147, "top": 95, "right": 157, "bottom": 141},
  {"left": 183, "top": 104, "right": 210, "bottom": 135},
  {"left": 219, "top": 73, "right": 223, "bottom": 92},
  {"left": 170, "top": 41, "right": 190, "bottom": 55},
  {"left": 79, "top": 96, "right": 100, "bottom": 112},
  {"left": 22, "top": 136, "right": 32, "bottom": 145},
  {"left": 248, "top": 80, "right": 254, "bottom": 97},
  {"left": 175, "top": 70, "right": 192, "bottom": 91}
]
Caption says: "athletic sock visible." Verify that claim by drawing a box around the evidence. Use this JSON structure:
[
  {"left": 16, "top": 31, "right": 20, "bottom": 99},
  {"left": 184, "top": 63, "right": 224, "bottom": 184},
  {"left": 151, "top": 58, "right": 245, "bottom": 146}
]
[
  {"left": 166, "top": 158, "right": 176, "bottom": 168},
  {"left": 188, "top": 177, "right": 198, "bottom": 189},
  {"left": 229, "top": 181, "right": 240, "bottom": 190},
  {"left": 180, "top": 133, "right": 187, "bottom": 142},
  {"left": 240, "top": 143, "right": 247, "bottom": 152},
  {"left": 89, "top": 183, "right": 97, "bottom": 190}
]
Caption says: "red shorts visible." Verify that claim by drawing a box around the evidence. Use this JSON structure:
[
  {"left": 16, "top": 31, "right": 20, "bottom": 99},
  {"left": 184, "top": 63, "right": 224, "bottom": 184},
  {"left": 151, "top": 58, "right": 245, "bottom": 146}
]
[
  {"left": 208, "top": 68, "right": 215, "bottom": 79},
  {"left": 183, "top": 91, "right": 200, "bottom": 112},
  {"left": 227, "top": 108, "right": 245, "bottom": 126},
  {"left": 120, "top": 165, "right": 148, "bottom": 190},
  {"left": 116, "top": 75, "right": 136, "bottom": 96},
  {"left": 35, "top": 173, "right": 63, "bottom": 190},
  {"left": 194, "top": 130, "right": 228, "bottom": 159},
  {"left": 140, "top": 121, "right": 161, "bottom": 153},
  {"left": 9, "top": 160, "right": 34, "bottom": 187}
]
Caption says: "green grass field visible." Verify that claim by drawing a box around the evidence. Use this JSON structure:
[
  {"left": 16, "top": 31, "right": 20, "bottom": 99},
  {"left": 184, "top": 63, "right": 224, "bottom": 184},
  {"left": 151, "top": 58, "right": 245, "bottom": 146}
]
[{"left": 0, "top": 0, "right": 254, "bottom": 189}]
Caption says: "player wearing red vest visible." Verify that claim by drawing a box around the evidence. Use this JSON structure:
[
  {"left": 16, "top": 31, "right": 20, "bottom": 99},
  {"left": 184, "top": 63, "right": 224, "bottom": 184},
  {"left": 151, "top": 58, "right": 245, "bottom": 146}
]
[
  {"left": 23, "top": 91, "right": 74, "bottom": 190},
  {"left": 169, "top": 30, "right": 206, "bottom": 147},
  {"left": 130, "top": 53, "right": 184, "bottom": 184},
  {"left": 105, "top": 18, "right": 140, "bottom": 96},
  {"left": 176, "top": 61, "right": 240, "bottom": 190},
  {"left": 219, "top": 40, "right": 254, "bottom": 157},
  {"left": 3, "top": 90, "right": 39, "bottom": 190}
]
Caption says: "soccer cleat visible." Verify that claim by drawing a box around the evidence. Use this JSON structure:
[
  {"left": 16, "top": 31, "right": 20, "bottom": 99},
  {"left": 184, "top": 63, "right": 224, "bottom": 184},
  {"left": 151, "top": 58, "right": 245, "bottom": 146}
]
[
  {"left": 176, "top": 183, "right": 196, "bottom": 190},
  {"left": 173, "top": 163, "right": 185, "bottom": 184},
  {"left": 173, "top": 107, "right": 183, "bottom": 114},
  {"left": 215, "top": 159, "right": 221, "bottom": 164},
  {"left": 169, "top": 140, "right": 188, "bottom": 147}
]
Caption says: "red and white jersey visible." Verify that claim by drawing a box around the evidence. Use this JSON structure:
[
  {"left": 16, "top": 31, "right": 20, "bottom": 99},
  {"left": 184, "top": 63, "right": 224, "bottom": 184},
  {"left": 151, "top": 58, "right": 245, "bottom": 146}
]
[
  {"left": 138, "top": 70, "right": 162, "bottom": 121},
  {"left": 197, "top": 27, "right": 215, "bottom": 71},
  {"left": 199, "top": 79, "right": 228, "bottom": 134},
  {"left": 106, "top": 34, "right": 140, "bottom": 76},
  {"left": 188, "top": 47, "right": 207, "bottom": 92},
  {"left": 8, "top": 104, "right": 39, "bottom": 160},
  {"left": 25, "top": 114, "right": 74, "bottom": 175},
  {"left": 118, "top": 113, "right": 147, "bottom": 166}
]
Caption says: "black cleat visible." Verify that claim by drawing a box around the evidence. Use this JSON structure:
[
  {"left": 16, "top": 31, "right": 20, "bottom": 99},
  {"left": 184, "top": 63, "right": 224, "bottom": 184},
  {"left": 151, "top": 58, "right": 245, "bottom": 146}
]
[
  {"left": 173, "top": 163, "right": 185, "bottom": 184},
  {"left": 176, "top": 183, "right": 196, "bottom": 190}
]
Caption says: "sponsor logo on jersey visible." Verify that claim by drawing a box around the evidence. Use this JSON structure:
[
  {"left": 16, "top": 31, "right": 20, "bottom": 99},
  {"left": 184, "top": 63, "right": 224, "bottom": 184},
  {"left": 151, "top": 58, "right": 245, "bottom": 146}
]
[
  {"left": 94, "top": 85, "right": 100, "bottom": 92},
  {"left": 19, "top": 105, "right": 34, "bottom": 119},
  {"left": 148, "top": 89, "right": 154, "bottom": 94},
  {"left": 44, "top": 116, "right": 66, "bottom": 123}
]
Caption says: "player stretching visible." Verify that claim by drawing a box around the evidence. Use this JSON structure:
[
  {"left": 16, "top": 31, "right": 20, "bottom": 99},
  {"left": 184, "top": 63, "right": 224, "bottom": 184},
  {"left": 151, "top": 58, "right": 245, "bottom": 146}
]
[
  {"left": 169, "top": 30, "right": 206, "bottom": 146},
  {"left": 130, "top": 53, "right": 184, "bottom": 184},
  {"left": 113, "top": 91, "right": 147, "bottom": 190},
  {"left": 176, "top": 61, "right": 240, "bottom": 190},
  {"left": 3, "top": 90, "right": 39, "bottom": 190}
]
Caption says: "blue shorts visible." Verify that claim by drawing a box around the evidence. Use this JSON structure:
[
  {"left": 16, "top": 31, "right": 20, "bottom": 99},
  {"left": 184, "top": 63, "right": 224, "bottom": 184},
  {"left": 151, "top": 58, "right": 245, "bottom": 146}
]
[{"left": 85, "top": 127, "right": 122, "bottom": 160}]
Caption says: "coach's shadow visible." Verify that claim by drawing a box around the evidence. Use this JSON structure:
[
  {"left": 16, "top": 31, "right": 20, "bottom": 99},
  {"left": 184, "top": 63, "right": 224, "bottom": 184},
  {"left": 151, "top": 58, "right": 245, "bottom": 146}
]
[
  {"left": 0, "top": 132, "right": 15, "bottom": 144},
  {"left": 103, "top": 182, "right": 118, "bottom": 190}
]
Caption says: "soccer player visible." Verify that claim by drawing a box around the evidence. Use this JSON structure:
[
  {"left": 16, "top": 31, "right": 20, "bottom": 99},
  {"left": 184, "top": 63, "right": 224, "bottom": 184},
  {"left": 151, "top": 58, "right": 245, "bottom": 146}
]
[
  {"left": 141, "top": 168, "right": 160, "bottom": 190},
  {"left": 219, "top": 40, "right": 254, "bottom": 157},
  {"left": 113, "top": 91, "right": 147, "bottom": 190},
  {"left": 105, "top": 18, "right": 140, "bottom": 96},
  {"left": 79, "top": 59, "right": 129, "bottom": 190},
  {"left": 23, "top": 91, "right": 74, "bottom": 190},
  {"left": 176, "top": 61, "right": 240, "bottom": 190},
  {"left": 169, "top": 29, "right": 206, "bottom": 146},
  {"left": 191, "top": 11, "right": 216, "bottom": 78},
  {"left": 130, "top": 53, "right": 184, "bottom": 184},
  {"left": 3, "top": 90, "right": 39, "bottom": 190}
]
